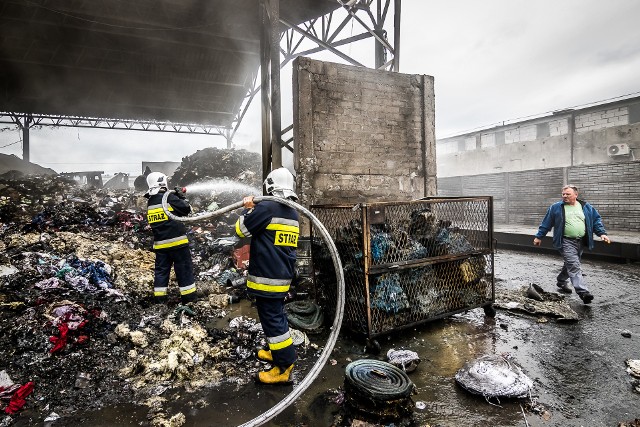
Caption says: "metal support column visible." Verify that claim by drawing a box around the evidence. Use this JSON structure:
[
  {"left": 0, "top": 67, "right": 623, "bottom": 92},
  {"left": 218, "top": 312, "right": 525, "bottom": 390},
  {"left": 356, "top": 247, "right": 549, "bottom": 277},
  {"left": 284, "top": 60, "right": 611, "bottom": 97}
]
[
  {"left": 374, "top": 0, "right": 385, "bottom": 69},
  {"left": 260, "top": 0, "right": 282, "bottom": 185},
  {"left": 17, "top": 114, "right": 32, "bottom": 163},
  {"left": 393, "top": 0, "right": 401, "bottom": 72}
]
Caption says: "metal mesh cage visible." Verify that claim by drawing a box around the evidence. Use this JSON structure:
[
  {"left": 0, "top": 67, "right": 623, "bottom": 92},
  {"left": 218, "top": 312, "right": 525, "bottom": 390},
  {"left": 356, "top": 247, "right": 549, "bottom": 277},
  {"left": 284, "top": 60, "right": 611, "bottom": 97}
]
[{"left": 310, "top": 197, "right": 494, "bottom": 338}]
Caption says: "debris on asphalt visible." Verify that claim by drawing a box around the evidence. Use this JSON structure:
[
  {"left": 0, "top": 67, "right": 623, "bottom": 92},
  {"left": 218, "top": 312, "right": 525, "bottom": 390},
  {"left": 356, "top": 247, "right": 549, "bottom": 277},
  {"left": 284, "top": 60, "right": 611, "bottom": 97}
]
[
  {"left": 455, "top": 354, "right": 533, "bottom": 402},
  {"left": 627, "top": 359, "right": 640, "bottom": 379},
  {"left": 494, "top": 282, "right": 580, "bottom": 321},
  {"left": 386, "top": 348, "right": 420, "bottom": 373}
]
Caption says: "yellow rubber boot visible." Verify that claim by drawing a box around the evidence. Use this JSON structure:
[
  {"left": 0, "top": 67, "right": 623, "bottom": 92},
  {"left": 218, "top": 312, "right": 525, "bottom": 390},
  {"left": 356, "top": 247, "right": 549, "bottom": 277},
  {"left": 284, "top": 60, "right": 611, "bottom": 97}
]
[
  {"left": 258, "top": 364, "right": 294, "bottom": 384},
  {"left": 257, "top": 349, "right": 273, "bottom": 362}
]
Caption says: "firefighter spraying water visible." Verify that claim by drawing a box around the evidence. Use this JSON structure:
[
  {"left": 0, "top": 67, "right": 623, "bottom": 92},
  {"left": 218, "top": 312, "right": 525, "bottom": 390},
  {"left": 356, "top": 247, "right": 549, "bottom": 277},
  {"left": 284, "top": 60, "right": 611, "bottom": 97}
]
[{"left": 158, "top": 167, "right": 345, "bottom": 427}]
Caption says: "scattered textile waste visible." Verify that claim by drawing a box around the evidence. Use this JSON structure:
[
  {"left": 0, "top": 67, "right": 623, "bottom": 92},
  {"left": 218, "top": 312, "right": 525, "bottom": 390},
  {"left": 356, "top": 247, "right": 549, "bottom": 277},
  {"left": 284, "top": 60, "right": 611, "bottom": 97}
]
[
  {"left": 0, "top": 162, "right": 312, "bottom": 424},
  {"left": 0, "top": 370, "right": 35, "bottom": 415}
]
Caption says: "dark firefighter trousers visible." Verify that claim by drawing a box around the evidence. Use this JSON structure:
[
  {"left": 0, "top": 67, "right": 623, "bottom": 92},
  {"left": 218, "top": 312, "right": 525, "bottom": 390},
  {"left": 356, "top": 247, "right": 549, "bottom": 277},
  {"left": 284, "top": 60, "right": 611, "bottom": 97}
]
[
  {"left": 255, "top": 296, "right": 296, "bottom": 368},
  {"left": 153, "top": 246, "right": 195, "bottom": 301}
]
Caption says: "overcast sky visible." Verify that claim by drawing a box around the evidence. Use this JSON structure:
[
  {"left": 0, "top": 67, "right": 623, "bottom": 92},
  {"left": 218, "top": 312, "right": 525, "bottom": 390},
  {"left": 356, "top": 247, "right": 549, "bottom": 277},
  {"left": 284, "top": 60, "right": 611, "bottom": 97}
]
[{"left": 1, "top": 0, "right": 639, "bottom": 176}]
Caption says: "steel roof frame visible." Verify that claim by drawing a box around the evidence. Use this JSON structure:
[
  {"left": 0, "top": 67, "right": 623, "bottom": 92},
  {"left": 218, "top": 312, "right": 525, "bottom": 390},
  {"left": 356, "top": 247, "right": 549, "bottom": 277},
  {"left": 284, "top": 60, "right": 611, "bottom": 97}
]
[{"left": 2, "top": 0, "right": 401, "bottom": 170}]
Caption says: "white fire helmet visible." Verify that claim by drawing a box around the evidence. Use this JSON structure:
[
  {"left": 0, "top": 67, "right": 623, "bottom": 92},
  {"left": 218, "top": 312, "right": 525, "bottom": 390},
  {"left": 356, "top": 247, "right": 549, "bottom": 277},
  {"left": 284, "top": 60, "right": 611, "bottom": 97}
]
[
  {"left": 146, "top": 172, "right": 168, "bottom": 195},
  {"left": 264, "top": 167, "right": 298, "bottom": 200}
]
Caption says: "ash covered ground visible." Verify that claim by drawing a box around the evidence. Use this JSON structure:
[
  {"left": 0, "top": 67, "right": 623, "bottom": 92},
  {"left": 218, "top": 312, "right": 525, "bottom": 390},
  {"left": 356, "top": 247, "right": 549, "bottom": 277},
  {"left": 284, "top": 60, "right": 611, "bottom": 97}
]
[{"left": 0, "top": 148, "right": 315, "bottom": 426}]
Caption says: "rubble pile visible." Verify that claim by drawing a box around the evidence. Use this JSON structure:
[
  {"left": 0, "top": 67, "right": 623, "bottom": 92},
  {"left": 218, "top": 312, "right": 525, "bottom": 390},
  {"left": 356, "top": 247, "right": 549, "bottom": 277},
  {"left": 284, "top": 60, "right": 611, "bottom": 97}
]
[
  {"left": 0, "top": 154, "right": 56, "bottom": 177},
  {"left": 170, "top": 147, "right": 262, "bottom": 189},
  {"left": 169, "top": 147, "right": 263, "bottom": 236},
  {"left": 0, "top": 167, "right": 277, "bottom": 425}
]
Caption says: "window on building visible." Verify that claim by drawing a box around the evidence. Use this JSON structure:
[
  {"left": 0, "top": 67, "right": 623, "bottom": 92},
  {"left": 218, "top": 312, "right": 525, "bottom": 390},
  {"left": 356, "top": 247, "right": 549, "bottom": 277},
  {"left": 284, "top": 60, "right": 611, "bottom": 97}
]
[
  {"left": 629, "top": 103, "right": 640, "bottom": 124},
  {"left": 457, "top": 139, "right": 466, "bottom": 151},
  {"left": 495, "top": 131, "right": 505, "bottom": 145},
  {"left": 536, "top": 122, "right": 550, "bottom": 138}
]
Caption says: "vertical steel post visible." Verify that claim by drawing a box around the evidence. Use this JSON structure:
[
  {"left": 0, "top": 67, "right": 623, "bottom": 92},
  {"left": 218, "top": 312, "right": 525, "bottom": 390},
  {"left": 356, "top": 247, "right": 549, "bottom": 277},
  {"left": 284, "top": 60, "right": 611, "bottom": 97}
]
[
  {"left": 260, "top": 0, "right": 282, "bottom": 187},
  {"left": 260, "top": 0, "right": 273, "bottom": 184},
  {"left": 270, "top": 0, "right": 282, "bottom": 170},
  {"left": 374, "top": 0, "right": 384, "bottom": 69},
  {"left": 393, "top": 0, "right": 401, "bottom": 72},
  {"left": 22, "top": 114, "right": 31, "bottom": 163}
]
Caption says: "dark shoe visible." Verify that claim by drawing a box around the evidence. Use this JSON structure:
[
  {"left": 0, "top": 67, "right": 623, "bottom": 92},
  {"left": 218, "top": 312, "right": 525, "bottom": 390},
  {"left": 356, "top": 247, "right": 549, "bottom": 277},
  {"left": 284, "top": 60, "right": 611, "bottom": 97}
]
[
  {"left": 153, "top": 295, "right": 168, "bottom": 304},
  {"left": 556, "top": 282, "right": 573, "bottom": 294},
  {"left": 579, "top": 292, "right": 594, "bottom": 304}
]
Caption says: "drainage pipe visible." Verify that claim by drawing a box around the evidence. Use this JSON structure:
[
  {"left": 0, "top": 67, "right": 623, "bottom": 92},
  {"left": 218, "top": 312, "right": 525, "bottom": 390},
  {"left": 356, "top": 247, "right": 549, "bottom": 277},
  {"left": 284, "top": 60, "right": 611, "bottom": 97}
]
[{"left": 161, "top": 191, "right": 345, "bottom": 427}]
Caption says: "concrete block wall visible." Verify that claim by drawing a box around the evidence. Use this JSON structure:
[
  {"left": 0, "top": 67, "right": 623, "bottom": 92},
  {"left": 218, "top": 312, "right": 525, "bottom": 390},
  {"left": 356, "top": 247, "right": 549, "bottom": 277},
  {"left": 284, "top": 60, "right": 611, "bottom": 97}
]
[
  {"left": 568, "top": 163, "right": 640, "bottom": 231},
  {"left": 293, "top": 57, "right": 436, "bottom": 208},
  {"left": 438, "top": 161, "right": 640, "bottom": 232},
  {"left": 549, "top": 118, "right": 569, "bottom": 137},
  {"left": 502, "top": 125, "right": 537, "bottom": 144},
  {"left": 575, "top": 107, "right": 629, "bottom": 133},
  {"left": 507, "top": 168, "right": 565, "bottom": 226}
]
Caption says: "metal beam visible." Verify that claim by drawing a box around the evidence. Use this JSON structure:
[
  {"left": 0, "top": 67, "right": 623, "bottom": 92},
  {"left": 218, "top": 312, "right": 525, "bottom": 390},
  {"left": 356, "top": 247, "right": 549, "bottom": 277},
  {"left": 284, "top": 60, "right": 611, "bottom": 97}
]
[
  {"left": 280, "top": 17, "right": 365, "bottom": 68},
  {"left": 0, "top": 112, "right": 228, "bottom": 136}
]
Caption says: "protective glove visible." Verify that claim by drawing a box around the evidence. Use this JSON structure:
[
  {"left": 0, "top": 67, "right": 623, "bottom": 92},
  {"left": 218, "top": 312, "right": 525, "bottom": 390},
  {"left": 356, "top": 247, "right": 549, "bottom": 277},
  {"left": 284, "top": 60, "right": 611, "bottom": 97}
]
[{"left": 174, "top": 186, "right": 186, "bottom": 200}]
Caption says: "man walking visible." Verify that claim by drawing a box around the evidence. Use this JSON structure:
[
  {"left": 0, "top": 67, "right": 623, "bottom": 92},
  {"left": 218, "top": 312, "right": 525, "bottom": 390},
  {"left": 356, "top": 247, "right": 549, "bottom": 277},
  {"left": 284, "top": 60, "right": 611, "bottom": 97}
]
[{"left": 533, "top": 185, "right": 610, "bottom": 304}]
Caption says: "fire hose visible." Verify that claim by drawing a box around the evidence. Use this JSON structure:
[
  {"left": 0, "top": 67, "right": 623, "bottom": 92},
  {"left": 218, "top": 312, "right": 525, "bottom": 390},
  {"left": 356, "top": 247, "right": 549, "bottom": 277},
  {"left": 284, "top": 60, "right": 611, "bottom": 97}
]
[{"left": 161, "top": 190, "right": 345, "bottom": 427}]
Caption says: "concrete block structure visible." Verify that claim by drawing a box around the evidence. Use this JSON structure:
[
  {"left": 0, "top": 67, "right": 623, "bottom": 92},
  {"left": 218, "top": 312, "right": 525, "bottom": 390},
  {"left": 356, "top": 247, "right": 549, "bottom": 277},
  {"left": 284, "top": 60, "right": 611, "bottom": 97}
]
[{"left": 293, "top": 57, "right": 437, "bottom": 208}]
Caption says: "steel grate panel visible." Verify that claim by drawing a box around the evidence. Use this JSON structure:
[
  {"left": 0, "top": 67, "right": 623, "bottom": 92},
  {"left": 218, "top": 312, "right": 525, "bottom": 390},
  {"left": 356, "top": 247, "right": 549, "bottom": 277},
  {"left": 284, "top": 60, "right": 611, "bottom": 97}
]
[{"left": 311, "top": 198, "right": 494, "bottom": 338}]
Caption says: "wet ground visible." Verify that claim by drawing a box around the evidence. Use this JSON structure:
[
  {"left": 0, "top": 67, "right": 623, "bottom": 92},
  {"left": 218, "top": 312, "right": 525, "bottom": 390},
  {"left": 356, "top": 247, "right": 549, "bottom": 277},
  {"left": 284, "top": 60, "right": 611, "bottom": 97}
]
[{"left": 24, "top": 248, "right": 638, "bottom": 427}]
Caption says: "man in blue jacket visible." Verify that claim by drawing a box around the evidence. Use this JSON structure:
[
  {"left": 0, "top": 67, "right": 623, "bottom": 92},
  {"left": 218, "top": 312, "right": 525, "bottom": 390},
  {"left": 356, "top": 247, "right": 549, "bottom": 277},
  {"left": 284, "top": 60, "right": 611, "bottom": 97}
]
[
  {"left": 533, "top": 185, "right": 610, "bottom": 304},
  {"left": 235, "top": 167, "right": 299, "bottom": 384}
]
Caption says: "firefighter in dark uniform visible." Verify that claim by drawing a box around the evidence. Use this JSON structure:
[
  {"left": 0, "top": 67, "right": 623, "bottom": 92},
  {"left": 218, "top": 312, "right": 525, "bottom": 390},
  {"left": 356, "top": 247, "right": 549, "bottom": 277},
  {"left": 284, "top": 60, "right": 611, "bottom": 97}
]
[
  {"left": 235, "top": 167, "right": 299, "bottom": 384},
  {"left": 145, "top": 172, "right": 197, "bottom": 304}
]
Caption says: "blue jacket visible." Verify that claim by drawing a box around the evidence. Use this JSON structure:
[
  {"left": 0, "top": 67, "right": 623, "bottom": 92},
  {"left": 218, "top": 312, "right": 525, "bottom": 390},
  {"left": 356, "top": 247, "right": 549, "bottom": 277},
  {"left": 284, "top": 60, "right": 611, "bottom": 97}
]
[{"left": 535, "top": 200, "right": 607, "bottom": 250}]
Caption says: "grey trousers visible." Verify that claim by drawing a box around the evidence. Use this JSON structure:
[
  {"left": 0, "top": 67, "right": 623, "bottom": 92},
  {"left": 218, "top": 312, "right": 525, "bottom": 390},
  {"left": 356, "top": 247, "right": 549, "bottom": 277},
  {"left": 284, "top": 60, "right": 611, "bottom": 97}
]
[{"left": 557, "top": 237, "right": 589, "bottom": 294}]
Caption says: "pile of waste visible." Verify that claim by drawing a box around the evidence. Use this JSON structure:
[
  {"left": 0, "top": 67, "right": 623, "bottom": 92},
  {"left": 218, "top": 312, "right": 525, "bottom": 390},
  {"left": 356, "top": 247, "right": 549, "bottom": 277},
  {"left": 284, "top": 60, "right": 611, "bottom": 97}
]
[
  {"left": 167, "top": 147, "right": 263, "bottom": 235},
  {"left": 0, "top": 159, "right": 294, "bottom": 426},
  {"left": 0, "top": 153, "right": 56, "bottom": 176},
  {"left": 171, "top": 147, "right": 262, "bottom": 189}
]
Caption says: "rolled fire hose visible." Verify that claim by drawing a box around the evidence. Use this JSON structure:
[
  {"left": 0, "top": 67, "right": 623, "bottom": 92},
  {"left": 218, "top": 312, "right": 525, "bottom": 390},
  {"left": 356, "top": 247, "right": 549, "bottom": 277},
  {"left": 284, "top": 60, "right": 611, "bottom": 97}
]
[{"left": 161, "top": 191, "right": 345, "bottom": 427}]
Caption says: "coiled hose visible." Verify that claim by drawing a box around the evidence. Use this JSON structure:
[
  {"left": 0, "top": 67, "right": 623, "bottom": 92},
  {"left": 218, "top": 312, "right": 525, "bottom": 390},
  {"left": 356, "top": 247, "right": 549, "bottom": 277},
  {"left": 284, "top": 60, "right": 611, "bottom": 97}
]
[
  {"left": 161, "top": 191, "right": 345, "bottom": 427},
  {"left": 285, "top": 301, "right": 324, "bottom": 333}
]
